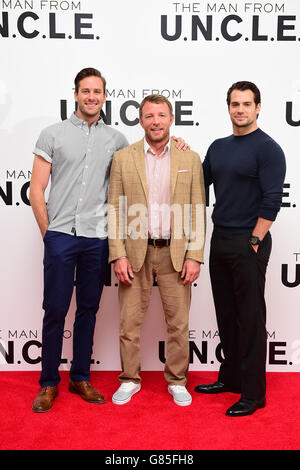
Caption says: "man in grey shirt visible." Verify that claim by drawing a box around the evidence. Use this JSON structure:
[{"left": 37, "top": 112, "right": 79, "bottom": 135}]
[{"left": 30, "top": 68, "right": 129, "bottom": 412}]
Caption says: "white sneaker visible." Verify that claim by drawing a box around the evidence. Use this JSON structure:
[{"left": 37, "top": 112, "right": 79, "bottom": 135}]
[
  {"left": 112, "top": 382, "right": 141, "bottom": 405},
  {"left": 168, "top": 385, "right": 192, "bottom": 406}
]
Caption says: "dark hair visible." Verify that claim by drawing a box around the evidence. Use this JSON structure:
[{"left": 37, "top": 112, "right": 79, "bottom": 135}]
[
  {"left": 226, "top": 81, "right": 261, "bottom": 106},
  {"left": 74, "top": 67, "right": 106, "bottom": 93},
  {"left": 139, "top": 94, "right": 173, "bottom": 118}
]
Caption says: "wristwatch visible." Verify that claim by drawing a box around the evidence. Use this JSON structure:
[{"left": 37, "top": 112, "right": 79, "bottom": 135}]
[{"left": 249, "top": 235, "right": 261, "bottom": 246}]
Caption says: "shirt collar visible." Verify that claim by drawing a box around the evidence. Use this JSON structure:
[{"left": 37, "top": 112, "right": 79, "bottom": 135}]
[
  {"left": 144, "top": 137, "right": 171, "bottom": 157},
  {"left": 70, "top": 112, "right": 103, "bottom": 129}
]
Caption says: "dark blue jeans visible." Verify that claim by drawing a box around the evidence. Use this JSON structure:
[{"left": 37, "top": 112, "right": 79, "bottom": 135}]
[{"left": 39, "top": 231, "right": 109, "bottom": 386}]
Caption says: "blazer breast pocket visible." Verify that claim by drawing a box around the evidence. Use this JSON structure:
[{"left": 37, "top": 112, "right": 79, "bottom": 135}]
[{"left": 176, "top": 170, "right": 191, "bottom": 184}]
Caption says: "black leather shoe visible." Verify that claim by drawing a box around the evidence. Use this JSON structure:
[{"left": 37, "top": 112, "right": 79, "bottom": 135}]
[
  {"left": 194, "top": 381, "right": 228, "bottom": 394},
  {"left": 226, "top": 397, "right": 266, "bottom": 417}
]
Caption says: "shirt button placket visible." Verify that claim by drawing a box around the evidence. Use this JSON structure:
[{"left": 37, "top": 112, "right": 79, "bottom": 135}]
[{"left": 76, "top": 125, "right": 91, "bottom": 233}]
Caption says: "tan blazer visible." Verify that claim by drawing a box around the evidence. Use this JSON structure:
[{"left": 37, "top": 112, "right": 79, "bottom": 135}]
[{"left": 108, "top": 139, "right": 206, "bottom": 272}]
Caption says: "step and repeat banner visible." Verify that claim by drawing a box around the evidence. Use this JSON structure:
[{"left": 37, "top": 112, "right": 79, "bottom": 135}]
[{"left": 0, "top": 0, "right": 299, "bottom": 373}]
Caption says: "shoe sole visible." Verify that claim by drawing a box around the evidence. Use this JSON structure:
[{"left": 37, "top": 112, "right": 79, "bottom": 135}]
[
  {"left": 112, "top": 385, "right": 141, "bottom": 405},
  {"left": 32, "top": 405, "right": 53, "bottom": 413},
  {"left": 194, "top": 388, "right": 227, "bottom": 394},
  {"left": 168, "top": 389, "right": 192, "bottom": 406}
]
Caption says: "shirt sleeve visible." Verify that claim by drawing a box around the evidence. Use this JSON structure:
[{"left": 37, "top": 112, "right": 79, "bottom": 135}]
[
  {"left": 202, "top": 147, "right": 213, "bottom": 205},
  {"left": 257, "top": 139, "right": 286, "bottom": 221},
  {"left": 117, "top": 133, "right": 129, "bottom": 151},
  {"left": 33, "top": 128, "right": 54, "bottom": 163}
]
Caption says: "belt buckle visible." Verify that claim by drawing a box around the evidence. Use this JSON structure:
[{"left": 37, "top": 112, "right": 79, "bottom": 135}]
[{"left": 153, "top": 238, "right": 158, "bottom": 248}]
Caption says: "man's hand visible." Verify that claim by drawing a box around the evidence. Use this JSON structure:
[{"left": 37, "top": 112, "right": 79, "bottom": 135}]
[
  {"left": 181, "top": 259, "right": 200, "bottom": 285},
  {"left": 171, "top": 136, "right": 190, "bottom": 151},
  {"left": 114, "top": 258, "right": 134, "bottom": 285},
  {"left": 250, "top": 217, "right": 273, "bottom": 254},
  {"left": 250, "top": 243, "right": 259, "bottom": 253},
  {"left": 41, "top": 226, "right": 49, "bottom": 239}
]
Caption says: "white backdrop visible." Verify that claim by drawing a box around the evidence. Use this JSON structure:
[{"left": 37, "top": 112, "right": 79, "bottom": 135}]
[{"left": 0, "top": 0, "right": 299, "bottom": 373}]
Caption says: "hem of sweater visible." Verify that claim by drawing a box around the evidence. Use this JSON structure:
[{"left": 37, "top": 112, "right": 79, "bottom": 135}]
[{"left": 213, "top": 225, "right": 254, "bottom": 234}]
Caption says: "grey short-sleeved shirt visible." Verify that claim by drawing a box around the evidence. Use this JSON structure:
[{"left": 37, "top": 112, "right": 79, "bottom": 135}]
[{"left": 33, "top": 113, "right": 129, "bottom": 238}]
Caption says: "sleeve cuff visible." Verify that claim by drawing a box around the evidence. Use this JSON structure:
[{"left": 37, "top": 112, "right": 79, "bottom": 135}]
[
  {"left": 33, "top": 147, "right": 52, "bottom": 164},
  {"left": 258, "top": 208, "right": 278, "bottom": 222}
]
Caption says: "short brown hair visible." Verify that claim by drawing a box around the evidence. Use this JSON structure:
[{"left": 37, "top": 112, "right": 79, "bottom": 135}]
[
  {"left": 74, "top": 67, "right": 106, "bottom": 93},
  {"left": 139, "top": 94, "right": 173, "bottom": 118},
  {"left": 226, "top": 81, "right": 261, "bottom": 106}
]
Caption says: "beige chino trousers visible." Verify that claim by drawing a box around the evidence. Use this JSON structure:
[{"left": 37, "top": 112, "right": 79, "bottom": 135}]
[{"left": 118, "top": 245, "right": 191, "bottom": 386}]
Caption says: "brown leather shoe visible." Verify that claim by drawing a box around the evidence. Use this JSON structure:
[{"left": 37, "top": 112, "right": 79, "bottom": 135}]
[
  {"left": 69, "top": 380, "right": 105, "bottom": 404},
  {"left": 32, "top": 386, "right": 58, "bottom": 413}
]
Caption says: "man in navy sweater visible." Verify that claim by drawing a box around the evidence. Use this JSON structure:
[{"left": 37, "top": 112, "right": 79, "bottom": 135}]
[{"left": 195, "top": 81, "right": 286, "bottom": 417}]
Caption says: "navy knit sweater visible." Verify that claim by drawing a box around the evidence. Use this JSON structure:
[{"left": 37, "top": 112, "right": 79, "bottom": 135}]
[{"left": 203, "top": 128, "right": 286, "bottom": 232}]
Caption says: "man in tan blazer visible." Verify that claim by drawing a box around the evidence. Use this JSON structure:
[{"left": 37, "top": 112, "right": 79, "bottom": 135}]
[{"left": 108, "top": 94, "right": 206, "bottom": 406}]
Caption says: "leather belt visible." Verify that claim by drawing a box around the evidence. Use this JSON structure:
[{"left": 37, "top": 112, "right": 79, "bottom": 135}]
[{"left": 148, "top": 238, "right": 170, "bottom": 248}]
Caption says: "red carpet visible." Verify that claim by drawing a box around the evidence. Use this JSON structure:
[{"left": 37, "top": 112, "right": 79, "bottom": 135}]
[{"left": 1, "top": 371, "right": 300, "bottom": 451}]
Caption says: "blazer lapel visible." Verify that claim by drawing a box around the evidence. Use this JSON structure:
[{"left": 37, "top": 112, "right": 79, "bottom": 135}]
[
  {"left": 170, "top": 140, "right": 181, "bottom": 202},
  {"left": 132, "top": 139, "right": 181, "bottom": 203},
  {"left": 132, "top": 139, "right": 148, "bottom": 201}
]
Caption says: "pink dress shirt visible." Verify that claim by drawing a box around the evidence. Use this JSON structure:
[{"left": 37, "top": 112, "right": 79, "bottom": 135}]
[{"left": 144, "top": 138, "right": 171, "bottom": 239}]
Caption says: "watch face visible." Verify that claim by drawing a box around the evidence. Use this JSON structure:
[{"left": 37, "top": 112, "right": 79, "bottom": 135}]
[{"left": 250, "top": 236, "right": 260, "bottom": 245}]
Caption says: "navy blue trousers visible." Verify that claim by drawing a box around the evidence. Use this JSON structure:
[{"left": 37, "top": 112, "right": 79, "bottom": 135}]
[{"left": 40, "top": 231, "right": 109, "bottom": 387}]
